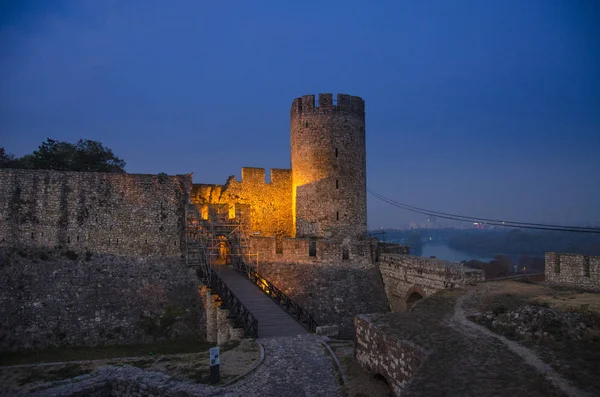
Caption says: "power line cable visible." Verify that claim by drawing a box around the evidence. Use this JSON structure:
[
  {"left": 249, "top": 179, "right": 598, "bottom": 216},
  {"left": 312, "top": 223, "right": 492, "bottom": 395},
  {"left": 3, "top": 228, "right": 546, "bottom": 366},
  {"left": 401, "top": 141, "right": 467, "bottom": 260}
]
[
  {"left": 367, "top": 189, "right": 600, "bottom": 234},
  {"left": 369, "top": 189, "right": 598, "bottom": 231}
]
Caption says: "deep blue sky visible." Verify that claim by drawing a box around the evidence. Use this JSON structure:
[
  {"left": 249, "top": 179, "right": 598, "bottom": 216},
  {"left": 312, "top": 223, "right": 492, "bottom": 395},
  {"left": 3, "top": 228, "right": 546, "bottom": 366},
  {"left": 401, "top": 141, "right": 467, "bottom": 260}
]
[{"left": 1, "top": 0, "right": 599, "bottom": 229}]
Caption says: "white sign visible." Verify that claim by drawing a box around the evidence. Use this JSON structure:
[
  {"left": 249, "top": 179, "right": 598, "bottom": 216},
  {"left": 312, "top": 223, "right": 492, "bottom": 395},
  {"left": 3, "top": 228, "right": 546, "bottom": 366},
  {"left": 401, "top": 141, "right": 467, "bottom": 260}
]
[{"left": 209, "top": 347, "right": 220, "bottom": 366}]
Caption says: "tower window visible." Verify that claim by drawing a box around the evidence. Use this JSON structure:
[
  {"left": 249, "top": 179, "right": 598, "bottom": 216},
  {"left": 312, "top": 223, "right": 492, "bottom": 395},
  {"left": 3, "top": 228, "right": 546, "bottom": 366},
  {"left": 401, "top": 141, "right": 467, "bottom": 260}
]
[
  {"left": 342, "top": 247, "right": 349, "bottom": 260},
  {"left": 304, "top": 121, "right": 309, "bottom": 128},
  {"left": 335, "top": 148, "right": 338, "bottom": 157},
  {"left": 336, "top": 211, "right": 339, "bottom": 220},
  {"left": 336, "top": 179, "right": 339, "bottom": 189},
  {"left": 309, "top": 239, "right": 317, "bottom": 257}
]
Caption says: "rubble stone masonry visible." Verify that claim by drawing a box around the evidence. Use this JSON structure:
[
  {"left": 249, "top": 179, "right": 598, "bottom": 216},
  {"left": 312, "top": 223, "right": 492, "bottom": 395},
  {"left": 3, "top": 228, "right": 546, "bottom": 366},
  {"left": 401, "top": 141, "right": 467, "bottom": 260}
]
[
  {"left": 252, "top": 259, "right": 389, "bottom": 336},
  {"left": 545, "top": 252, "right": 600, "bottom": 291},
  {"left": 291, "top": 93, "right": 367, "bottom": 240},
  {"left": 0, "top": 248, "right": 203, "bottom": 351},
  {"left": 0, "top": 169, "right": 191, "bottom": 257},
  {"left": 355, "top": 314, "right": 429, "bottom": 396}
]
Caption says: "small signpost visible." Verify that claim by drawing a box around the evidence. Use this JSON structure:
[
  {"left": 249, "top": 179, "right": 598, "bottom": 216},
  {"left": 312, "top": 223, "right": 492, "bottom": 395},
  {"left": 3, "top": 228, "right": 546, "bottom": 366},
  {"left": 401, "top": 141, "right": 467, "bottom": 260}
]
[{"left": 209, "top": 346, "right": 220, "bottom": 384}]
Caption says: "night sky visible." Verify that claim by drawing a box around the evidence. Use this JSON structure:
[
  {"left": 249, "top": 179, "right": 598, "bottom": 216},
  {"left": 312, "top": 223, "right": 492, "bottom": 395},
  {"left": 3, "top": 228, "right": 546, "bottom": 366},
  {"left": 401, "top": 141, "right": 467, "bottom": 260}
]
[{"left": 1, "top": 1, "right": 599, "bottom": 229}]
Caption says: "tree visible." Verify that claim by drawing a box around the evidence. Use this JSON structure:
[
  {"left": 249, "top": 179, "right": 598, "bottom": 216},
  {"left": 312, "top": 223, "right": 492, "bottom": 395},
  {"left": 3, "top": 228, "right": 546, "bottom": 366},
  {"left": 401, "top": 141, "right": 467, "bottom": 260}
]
[
  {"left": 1, "top": 138, "right": 126, "bottom": 173},
  {"left": 0, "top": 148, "right": 13, "bottom": 167}
]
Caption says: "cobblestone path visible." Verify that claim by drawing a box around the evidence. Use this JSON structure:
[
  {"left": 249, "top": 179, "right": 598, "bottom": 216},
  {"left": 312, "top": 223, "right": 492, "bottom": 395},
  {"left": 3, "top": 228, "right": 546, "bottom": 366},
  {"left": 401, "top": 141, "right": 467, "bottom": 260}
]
[{"left": 225, "top": 334, "right": 342, "bottom": 397}]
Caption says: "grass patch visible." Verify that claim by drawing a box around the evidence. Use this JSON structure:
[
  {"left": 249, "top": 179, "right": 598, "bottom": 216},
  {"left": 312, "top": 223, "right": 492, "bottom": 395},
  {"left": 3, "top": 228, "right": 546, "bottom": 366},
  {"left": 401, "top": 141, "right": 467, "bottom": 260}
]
[
  {"left": 0, "top": 338, "right": 214, "bottom": 366},
  {"left": 17, "top": 364, "right": 91, "bottom": 386}
]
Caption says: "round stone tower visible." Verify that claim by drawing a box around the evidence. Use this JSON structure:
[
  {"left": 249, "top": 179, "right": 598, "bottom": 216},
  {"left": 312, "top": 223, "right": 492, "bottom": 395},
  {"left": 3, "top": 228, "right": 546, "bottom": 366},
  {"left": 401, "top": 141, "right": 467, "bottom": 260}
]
[{"left": 290, "top": 93, "right": 367, "bottom": 240}]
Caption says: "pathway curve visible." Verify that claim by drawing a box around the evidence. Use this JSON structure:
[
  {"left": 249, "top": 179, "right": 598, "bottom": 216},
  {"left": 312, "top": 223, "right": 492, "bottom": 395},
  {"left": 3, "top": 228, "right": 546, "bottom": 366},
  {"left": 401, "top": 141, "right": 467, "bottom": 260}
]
[{"left": 453, "top": 290, "right": 591, "bottom": 397}]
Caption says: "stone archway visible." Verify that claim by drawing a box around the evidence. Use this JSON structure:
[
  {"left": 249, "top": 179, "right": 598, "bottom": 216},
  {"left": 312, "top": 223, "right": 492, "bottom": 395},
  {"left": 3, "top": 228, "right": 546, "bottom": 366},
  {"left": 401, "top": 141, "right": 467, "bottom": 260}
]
[{"left": 404, "top": 285, "right": 426, "bottom": 310}]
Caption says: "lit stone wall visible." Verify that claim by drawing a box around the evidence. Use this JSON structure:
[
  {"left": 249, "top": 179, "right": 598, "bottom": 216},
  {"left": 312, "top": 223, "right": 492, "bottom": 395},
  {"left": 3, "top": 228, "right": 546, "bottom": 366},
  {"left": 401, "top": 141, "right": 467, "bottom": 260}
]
[
  {"left": 290, "top": 93, "right": 367, "bottom": 240},
  {"left": 379, "top": 254, "right": 484, "bottom": 311},
  {"left": 0, "top": 169, "right": 191, "bottom": 256},
  {"left": 249, "top": 236, "right": 374, "bottom": 266},
  {"left": 250, "top": 259, "right": 389, "bottom": 336},
  {"left": 355, "top": 314, "right": 429, "bottom": 397},
  {"left": 190, "top": 167, "right": 293, "bottom": 237},
  {"left": 545, "top": 252, "right": 600, "bottom": 291},
  {"left": 0, "top": 248, "right": 204, "bottom": 351}
]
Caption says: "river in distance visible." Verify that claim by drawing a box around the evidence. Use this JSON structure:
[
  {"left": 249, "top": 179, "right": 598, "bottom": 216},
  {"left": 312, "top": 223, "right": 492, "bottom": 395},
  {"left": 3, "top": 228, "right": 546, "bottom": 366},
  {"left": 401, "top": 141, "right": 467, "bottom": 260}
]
[{"left": 418, "top": 241, "right": 496, "bottom": 263}]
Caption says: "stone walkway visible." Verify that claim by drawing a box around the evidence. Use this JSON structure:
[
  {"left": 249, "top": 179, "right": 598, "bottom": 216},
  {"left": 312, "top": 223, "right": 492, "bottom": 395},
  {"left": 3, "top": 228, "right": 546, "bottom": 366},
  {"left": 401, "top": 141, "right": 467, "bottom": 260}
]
[
  {"left": 6, "top": 334, "right": 342, "bottom": 397},
  {"left": 226, "top": 334, "right": 342, "bottom": 397},
  {"left": 214, "top": 265, "right": 309, "bottom": 338}
]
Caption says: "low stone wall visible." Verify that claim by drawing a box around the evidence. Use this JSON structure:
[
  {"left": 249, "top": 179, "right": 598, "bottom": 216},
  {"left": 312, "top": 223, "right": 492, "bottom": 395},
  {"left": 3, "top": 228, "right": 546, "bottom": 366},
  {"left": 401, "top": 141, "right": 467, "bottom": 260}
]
[
  {"left": 354, "top": 314, "right": 429, "bottom": 396},
  {"left": 253, "top": 261, "right": 389, "bottom": 335},
  {"left": 545, "top": 252, "right": 600, "bottom": 291},
  {"left": 379, "top": 254, "right": 484, "bottom": 311},
  {"left": 0, "top": 248, "right": 204, "bottom": 351}
]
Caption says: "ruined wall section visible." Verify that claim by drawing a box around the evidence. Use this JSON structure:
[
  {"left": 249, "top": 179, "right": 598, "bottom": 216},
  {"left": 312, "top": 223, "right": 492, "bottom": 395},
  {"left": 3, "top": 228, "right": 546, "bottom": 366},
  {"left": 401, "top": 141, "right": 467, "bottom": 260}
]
[
  {"left": 545, "top": 252, "right": 600, "bottom": 291},
  {"left": 190, "top": 167, "right": 293, "bottom": 237},
  {"left": 0, "top": 169, "right": 190, "bottom": 257},
  {"left": 355, "top": 314, "right": 428, "bottom": 397},
  {"left": 290, "top": 93, "right": 367, "bottom": 240},
  {"left": 0, "top": 248, "right": 203, "bottom": 351},
  {"left": 379, "top": 254, "right": 484, "bottom": 311}
]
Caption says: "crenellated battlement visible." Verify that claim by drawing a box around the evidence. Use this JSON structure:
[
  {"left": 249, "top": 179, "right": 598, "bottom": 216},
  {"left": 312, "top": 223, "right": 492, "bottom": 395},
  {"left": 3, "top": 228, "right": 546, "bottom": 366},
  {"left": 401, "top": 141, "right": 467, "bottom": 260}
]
[
  {"left": 241, "top": 167, "right": 266, "bottom": 183},
  {"left": 291, "top": 93, "right": 364, "bottom": 116},
  {"left": 240, "top": 167, "right": 292, "bottom": 185}
]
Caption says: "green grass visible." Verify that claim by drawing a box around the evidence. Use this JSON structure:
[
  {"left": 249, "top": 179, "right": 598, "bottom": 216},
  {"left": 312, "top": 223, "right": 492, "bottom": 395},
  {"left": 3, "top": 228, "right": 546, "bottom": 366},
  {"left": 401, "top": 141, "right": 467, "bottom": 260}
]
[{"left": 0, "top": 338, "right": 214, "bottom": 366}]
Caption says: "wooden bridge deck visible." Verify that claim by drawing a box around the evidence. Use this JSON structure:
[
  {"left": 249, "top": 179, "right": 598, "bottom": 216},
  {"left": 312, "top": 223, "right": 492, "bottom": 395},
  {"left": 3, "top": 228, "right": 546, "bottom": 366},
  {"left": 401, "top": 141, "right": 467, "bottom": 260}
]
[{"left": 213, "top": 264, "right": 308, "bottom": 338}]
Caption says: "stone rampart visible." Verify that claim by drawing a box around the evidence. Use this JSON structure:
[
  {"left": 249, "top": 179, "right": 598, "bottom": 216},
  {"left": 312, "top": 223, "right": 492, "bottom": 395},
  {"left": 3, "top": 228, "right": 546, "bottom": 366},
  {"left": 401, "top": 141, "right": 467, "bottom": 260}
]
[
  {"left": 249, "top": 236, "right": 373, "bottom": 267},
  {"left": 545, "top": 252, "right": 600, "bottom": 291},
  {"left": 0, "top": 248, "right": 203, "bottom": 351},
  {"left": 251, "top": 259, "right": 389, "bottom": 335},
  {"left": 379, "top": 254, "right": 484, "bottom": 311},
  {"left": 0, "top": 169, "right": 191, "bottom": 257},
  {"left": 354, "top": 314, "right": 428, "bottom": 396},
  {"left": 190, "top": 167, "right": 293, "bottom": 237}
]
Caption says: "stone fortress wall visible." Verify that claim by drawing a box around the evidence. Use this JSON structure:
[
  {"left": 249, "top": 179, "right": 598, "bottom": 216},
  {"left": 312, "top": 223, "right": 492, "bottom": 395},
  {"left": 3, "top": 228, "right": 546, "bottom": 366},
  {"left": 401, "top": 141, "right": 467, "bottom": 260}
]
[
  {"left": 189, "top": 167, "right": 294, "bottom": 237},
  {"left": 545, "top": 252, "right": 600, "bottom": 291},
  {"left": 0, "top": 169, "right": 191, "bottom": 257},
  {"left": 0, "top": 249, "right": 203, "bottom": 351},
  {"left": 0, "top": 169, "right": 201, "bottom": 350},
  {"left": 291, "top": 94, "right": 367, "bottom": 240}
]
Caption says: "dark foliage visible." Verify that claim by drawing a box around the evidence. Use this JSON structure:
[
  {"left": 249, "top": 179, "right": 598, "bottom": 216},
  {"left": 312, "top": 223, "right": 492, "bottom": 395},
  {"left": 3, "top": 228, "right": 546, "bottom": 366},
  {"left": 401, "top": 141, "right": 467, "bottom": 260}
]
[{"left": 1, "top": 138, "right": 126, "bottom": 173}]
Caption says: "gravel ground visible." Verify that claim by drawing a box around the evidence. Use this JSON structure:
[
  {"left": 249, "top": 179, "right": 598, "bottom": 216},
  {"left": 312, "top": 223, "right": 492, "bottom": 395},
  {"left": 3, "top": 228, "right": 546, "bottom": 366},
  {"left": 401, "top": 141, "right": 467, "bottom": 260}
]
[{"left": 365, "top": 289, "right": 570, "bottom": 397}]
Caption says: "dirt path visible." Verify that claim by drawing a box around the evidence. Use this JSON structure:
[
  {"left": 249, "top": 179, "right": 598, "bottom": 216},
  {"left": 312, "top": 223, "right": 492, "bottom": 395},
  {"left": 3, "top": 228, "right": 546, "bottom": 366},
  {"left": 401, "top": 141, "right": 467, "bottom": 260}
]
[{"left": 453, "top": 290, "right": 591, "bottom": 397}]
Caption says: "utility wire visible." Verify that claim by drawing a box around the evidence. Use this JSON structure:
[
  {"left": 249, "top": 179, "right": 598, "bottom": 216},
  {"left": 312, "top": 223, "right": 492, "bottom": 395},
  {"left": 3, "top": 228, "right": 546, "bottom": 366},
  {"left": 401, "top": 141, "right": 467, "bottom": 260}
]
[
  {"left": 369, "top": 189, "right": 598, "bottom": 231},
  {"left": 367, "top": 188, "right": 600, "bottom": 234}
]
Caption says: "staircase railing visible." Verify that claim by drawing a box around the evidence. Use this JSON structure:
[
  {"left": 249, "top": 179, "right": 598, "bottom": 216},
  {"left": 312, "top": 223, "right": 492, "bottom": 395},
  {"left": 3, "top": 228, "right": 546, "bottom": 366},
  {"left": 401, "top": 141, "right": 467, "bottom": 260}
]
[
  {"left": 230, "top": 252, "right": 318, "bottom": 333},
  {"left": 186, "top": 204, "right": 258, "bottom": 338},
  {"left": 196, "top": 264, "right": 258, "bottom": 338}
]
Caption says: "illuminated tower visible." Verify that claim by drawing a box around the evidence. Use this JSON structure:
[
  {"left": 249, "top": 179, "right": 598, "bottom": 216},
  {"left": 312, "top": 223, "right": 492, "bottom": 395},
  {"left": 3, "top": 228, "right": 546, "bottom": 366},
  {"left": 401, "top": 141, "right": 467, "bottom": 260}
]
[{"left": 290, "top": 93, "right": 367, "bottom": 240}]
